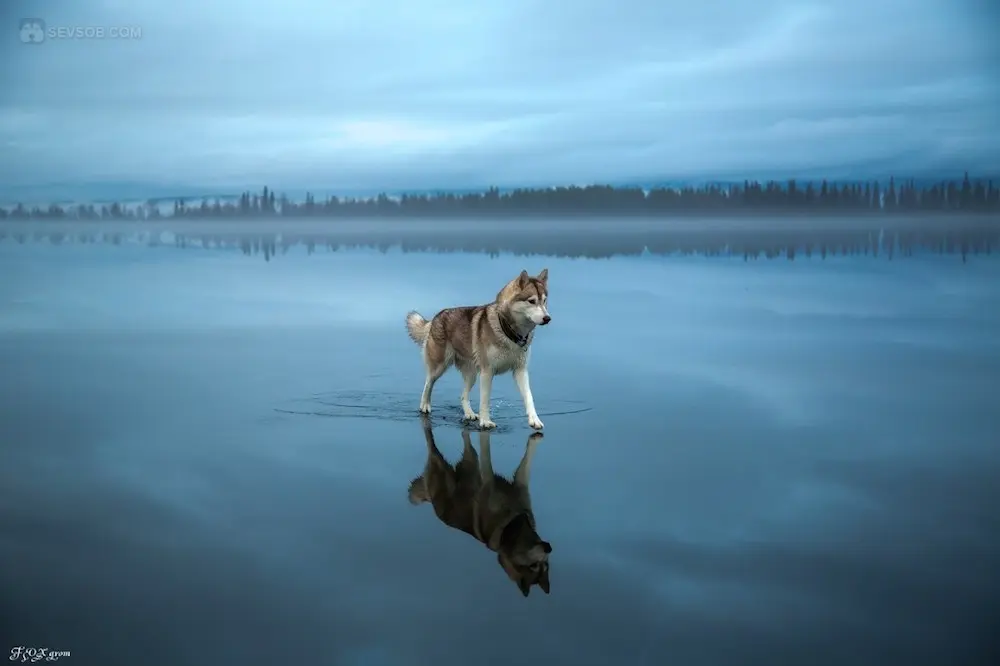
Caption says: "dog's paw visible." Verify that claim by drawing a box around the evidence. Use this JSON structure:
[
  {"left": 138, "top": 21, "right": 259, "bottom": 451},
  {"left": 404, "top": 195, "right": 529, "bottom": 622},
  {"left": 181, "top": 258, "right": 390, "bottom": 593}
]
[
  {"left": 462, "top": 411, "right": 479, "bottom": 422},
  {"left": 478, "top": 418, "right": 497, "bottom": 430},
  {"left": 528, "top": 416, "right": 545, "bottom": 430},
  {"left": 418, "top": 404, "right": 431, "bottom": 415}
]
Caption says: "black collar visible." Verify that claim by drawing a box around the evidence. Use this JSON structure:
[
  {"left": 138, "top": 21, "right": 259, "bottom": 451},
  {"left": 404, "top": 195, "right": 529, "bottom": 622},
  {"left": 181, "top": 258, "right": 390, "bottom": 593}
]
[{"left": 498, "top": 313, "right": 530, "bottom": 348}]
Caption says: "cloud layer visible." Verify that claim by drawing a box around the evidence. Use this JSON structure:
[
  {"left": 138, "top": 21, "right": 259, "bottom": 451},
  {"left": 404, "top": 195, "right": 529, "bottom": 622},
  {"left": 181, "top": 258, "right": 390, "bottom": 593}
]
[{"left": 1, "top": 0, "right": 998, "bottom": 193}]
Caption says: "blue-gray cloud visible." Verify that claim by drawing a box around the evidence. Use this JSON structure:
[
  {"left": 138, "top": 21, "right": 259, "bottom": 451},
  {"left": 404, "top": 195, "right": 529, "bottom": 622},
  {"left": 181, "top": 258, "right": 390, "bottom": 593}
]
[{"left": 1, "top": 0, "right": 997, "bottom": 194}]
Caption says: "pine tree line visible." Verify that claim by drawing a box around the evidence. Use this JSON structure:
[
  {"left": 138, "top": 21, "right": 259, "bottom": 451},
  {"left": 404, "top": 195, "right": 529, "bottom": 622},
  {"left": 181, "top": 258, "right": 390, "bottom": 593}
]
[
  {"left": 3, "top": 174, "right": 998, "bottom": 221},
  {"left": 7, "top": 224, "right": 995, "bottom": 263}
]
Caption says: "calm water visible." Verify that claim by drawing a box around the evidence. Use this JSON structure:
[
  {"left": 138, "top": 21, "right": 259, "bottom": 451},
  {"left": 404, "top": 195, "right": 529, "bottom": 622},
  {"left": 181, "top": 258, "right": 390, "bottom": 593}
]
[{"left": 2, "top": 232, "right": 999, "bottom": 666}]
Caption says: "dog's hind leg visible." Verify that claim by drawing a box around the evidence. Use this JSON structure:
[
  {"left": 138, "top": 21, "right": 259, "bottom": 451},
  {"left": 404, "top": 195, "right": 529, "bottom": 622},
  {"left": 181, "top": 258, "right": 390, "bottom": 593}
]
[
  {"left": 419, "top": 345, "right": 450, "bottom": 415},
  {"left": 419, "top": 366, "right": 446, "bottom": 414},
  {"left": 477, "top": 370, "right": 496, "bottom": 429},
  {"left": 458, "top": 364, "right": 479, "bottom": 421}
]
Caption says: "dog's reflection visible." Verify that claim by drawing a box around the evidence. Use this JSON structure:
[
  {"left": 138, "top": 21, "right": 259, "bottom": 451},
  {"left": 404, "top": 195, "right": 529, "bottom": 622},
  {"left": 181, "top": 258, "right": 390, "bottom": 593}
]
[{"left": 408, "top": 416, "right": 552, "bottom": 597}]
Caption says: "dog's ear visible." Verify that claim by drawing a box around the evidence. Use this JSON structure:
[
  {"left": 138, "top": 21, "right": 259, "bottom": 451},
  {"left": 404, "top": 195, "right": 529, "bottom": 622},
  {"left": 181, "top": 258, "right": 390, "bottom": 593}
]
[
  {"left": 538, "top": 567, "right": 550, "bottom": 595},
  {"left": 517, "top": 270, "right": 530, "bottom": 288},
  {"left": 536, "top": 268, "right": 548, "bottom": 283},
  {"left": 517, "top": 576, "right": 531, "bottom": 597}
]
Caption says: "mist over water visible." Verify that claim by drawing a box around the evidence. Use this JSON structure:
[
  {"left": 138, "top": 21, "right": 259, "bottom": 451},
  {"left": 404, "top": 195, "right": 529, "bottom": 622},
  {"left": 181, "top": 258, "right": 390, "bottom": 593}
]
[
  {"left": 2, "top": 222, "right": 999, "bottom": 666},
  {"left": 3, "top": 214, "right": 999, "bottom": 261}
]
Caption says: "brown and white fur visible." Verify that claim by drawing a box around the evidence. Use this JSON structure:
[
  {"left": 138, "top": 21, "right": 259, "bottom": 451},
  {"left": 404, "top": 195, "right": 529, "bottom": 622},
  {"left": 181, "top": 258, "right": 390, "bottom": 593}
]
[
  {"left": 408, "top": 415, "right": 551, "bottom": 597},
  {"left": 405, "top": 269, "right": 550, "bottom": 430}
]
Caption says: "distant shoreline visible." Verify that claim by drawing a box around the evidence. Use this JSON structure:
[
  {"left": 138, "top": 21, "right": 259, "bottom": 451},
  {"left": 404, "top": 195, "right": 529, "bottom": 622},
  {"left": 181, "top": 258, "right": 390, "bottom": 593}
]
[
  {"left": 5, "top": 176, "right": 997, "bottom": 263},
  {"left": 2, "top": 175, "right": 998, "bottom": 222},
  {"left": 3, "top": 214, "right": 997, "bottom": 262},
  {"left": 2, "top": 212, "right": 998, "bottom": 232}
]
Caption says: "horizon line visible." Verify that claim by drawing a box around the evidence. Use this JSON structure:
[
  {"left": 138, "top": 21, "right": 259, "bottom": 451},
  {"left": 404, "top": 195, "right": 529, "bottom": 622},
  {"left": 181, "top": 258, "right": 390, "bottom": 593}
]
[{"left": 2, "top": 171, "right": 999, "bottom": 207}]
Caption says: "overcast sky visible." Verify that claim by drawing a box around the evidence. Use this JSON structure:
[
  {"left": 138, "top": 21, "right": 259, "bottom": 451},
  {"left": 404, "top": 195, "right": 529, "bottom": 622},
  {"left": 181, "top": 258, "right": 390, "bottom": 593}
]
[{"left": 1, "top": 0, "right": 998, "bottom": 194}]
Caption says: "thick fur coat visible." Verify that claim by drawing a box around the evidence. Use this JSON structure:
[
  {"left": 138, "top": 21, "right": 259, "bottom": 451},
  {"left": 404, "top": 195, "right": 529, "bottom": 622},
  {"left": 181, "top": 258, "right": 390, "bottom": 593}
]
[{"left": 405, "top": 269, "right": 550, "bottom": 430}]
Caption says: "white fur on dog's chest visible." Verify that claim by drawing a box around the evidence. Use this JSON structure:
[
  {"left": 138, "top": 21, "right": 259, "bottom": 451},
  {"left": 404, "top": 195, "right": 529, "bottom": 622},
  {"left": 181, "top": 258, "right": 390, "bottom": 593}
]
[{"left": 485, "top": 342, "right": 527, "bottom": 375}]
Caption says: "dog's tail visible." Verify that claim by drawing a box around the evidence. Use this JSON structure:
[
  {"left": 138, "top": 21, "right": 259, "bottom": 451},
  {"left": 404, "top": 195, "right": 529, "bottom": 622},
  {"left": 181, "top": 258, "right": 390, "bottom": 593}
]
[
  {"left": 405, "top": 311, "right": 431, "bottom": 346},
  {"left": 408, "top": 476, "right": 429, "bottom": 505}
]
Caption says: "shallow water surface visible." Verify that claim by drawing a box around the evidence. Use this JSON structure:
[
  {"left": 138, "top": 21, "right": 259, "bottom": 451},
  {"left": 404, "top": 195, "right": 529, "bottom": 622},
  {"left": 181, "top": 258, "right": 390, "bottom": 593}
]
[{"left": 1, "top": 238, "right": 999, "bottom": 666}]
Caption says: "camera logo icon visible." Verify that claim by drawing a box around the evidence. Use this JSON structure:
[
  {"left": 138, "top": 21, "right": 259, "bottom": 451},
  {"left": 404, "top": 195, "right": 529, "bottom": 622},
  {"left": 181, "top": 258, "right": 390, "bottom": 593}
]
[{"left": 19, "top": 18, "right": 46, "bottom": 44}]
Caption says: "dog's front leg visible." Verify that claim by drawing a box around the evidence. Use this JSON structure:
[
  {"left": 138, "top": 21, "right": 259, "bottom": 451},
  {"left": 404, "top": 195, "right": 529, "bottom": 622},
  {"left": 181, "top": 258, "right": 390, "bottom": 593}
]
[
  {"left": 478, "top": 430, "right": 495, "bottom": 485},
  {"left": 514, "top": 432, "right": 542, "bottom": 488},
  {"left": 459, "top": 366, "right": 479, "bottom": 421},
  {"left": 478, "top": 369, "right": 497, "bottom": 429},
  {"left": 513, "top": 366, "right": 544, "bottom": 430}
]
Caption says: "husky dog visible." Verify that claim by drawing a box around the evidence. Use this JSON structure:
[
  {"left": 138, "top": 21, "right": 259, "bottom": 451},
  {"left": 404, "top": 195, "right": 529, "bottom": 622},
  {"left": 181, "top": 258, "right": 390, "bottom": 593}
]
[
  {"left": 405, "top": 269, "right": 550, "bottom": 430},
  {"left": 408, "top": 416, "right": 552, "bottom": 597}
]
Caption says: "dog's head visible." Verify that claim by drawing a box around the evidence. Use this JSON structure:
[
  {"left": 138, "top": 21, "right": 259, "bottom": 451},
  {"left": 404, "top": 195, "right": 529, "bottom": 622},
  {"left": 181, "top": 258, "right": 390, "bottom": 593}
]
[
  {"left": 496, "top": 515, "right": 552, "bottom": 597},
  {"left": 497, "top": 268, "right": 550, "bottom": 326}
]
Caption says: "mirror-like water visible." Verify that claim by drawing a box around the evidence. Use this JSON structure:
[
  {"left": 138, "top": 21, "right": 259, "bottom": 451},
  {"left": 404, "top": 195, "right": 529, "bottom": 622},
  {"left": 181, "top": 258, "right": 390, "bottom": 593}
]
[{"left": 2, "top": 228, "right": 998, "bottom": 665}]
